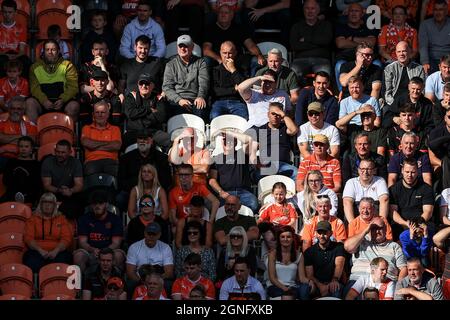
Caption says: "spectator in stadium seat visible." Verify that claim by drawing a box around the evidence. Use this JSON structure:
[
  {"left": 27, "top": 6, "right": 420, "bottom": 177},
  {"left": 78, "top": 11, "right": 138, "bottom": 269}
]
[
  {"left": 289, "top": 0, "right": 333, "bottom": 82},
  {"left": 80, "top": 10, "right": 118, "bottom": 64},
  {"left": 74, "top": 190, "right": 125, "bottom": 272},
  {"left": 172, "top": 253, "right": 215, "bottom": 300},
  {"left": 214, "top": 195, "right": 259, "bottom": 246},
  {"left": 297, "top": 101, "right": 340, "bottom": 161},
  {"left": 383, "top": 42, "right": 424, "bottom": 106},
  {"left": 27, "top": 40, "right": 79, "bottom": 123},
  {"left": 0, "top": 0, "right": 30, "bottom": 77},
  {"left": 122, "top": 73, "right": 169, "bottom": 151},
  {"left": 432, "top": 226, "right": 450, "bottom": 283},
  {"left": 296, "top": 134, "right": 341, "bottom": 193},
  {"left": 341, "top": 133, "right": 387, "bottom": 182},
  {"left": 419, "top": 0, "right": 450, "bottom": 75},
  {"left": 347, "top": 197, "right": 393, "bottom": 240},
  {"left": 387, "top": 132, "right": 432, "bottom": 187},
  {"left": 116, "top": 130, "right": 172, "bottom": 212},
  {"left": 420, "top": 0, "right": 450, "bottom": 22},
  {"left": 345, "top": 257, "right": 395, "bottom": 300},
  {"left": 301, "top": 195, "right": 347, "bottom": 252},
  {"left": 209, "top": 41, "right": 247, "bottom": 120},
  {"left": 394, "top": 257, "right": 444, "bottom": 300},
  {"left": 127, "top": 164, "right": 169, "bottom": 220},
  {"left": 295, "top": 71, "right": 338, "bottom": 127},
  {"left": 249, "top": 102, "right": 298, "bottom": 180},
  {"left": 389, "top": 159, "right": 434, "bottom": 239},
  {"left": 45, "top": 24, "right": 70, "bottom": 61},
  {"left": 339, "top": 43, "right": 382, "bottom": 99},
  {"left": 429, "top": 107, "right": 450, "bottom": 186},
  {"left": 209, "top": 129, "right": 259, "bottom": 213},
  {"left": 378, "top": 6, "right": 418, "bottom": 65},
  {"left": 344, "top": 217, "right": 407, "bottom": 289},
  {"left": 425, "top": 54, "right": 450, "bottom": 102},
  {"left": 334, "top": 4, "right": 378, "bottom": 92},
  {"left": 126, "top": 222, "right": 174, "bottom": 290},
  {"left": 188, "top": 284, "right": 207, "bottom": 300},
  {"left": 174, "top": 220, "right": 216, "bottom": 281},
  {"left": 203, "top": 4, "right": 265, "bottom": 77},
  {"left": 255, "top": 48, "right": 299, "bottom": 105},
  {"left": 303, "top": 220, "right": 346, "bottom": 300},
  {"left": 0, "top": 96, "right": 37, "bottom": 169},
  {"left": 23, "top": 192, "right": 73, "bottom": 273},
  {"left": 101, "top": 276, "right": 127, "bottom": 300},
  {"left": 78, "top": 69, "right": 123, "bottom": 128},
  {"left": 127, "top": 193, "right": 170, "bottom": 247},
  {"left": 0, "top": 59, "right": 29, "bottom": 112},
  {"left": 237, "top": 69, "right": 290, "bottom": 130},
  {"left": 119, "top": 35, "right": 164, "bottom": 95},
  {"left": 384, "top": 77, "right": 434, "bottom": 134},
  {"left": 432, "top": 82, "right": 450, "bottom": 128},
  {"left": 343, "top": 159, "right": 389, "bottom": 223},
  {"left": 41, "top": 139, "right": 84, "bottom": 220},
  {"left": 81, "top": 100, "right": 122, "bottom": 177},
  {"left": 82, "top": 247, "right": 125, "bottom": 300},
  {"left": 79, "top": 39, "right": 120, "bottom": 94},
  {"left": 376, "top": 0, "right": 418, "bottom": 23},
  {"left": 387, "top": 104, "right": 428, "bottom": 157},
  {"left": 399, "top": 216, "right": 433, "bottom": 267},
  {"left": 162, "top": 34, "right": 210, "bottom": 121},
  {"left": 134, "top": 271, "right": 169, "bottom": 300},
  {"left": 119, "top": 0, "right": 166, "bottom": 59},
  {"left": 219, "top": 256, "right": 266, "bottom": 300},
  {"left": 338, "top": 76, "right": 381, "bottom": 127},
  {"left": 0, "top": 136, "right": 40, "bottom": 204}
]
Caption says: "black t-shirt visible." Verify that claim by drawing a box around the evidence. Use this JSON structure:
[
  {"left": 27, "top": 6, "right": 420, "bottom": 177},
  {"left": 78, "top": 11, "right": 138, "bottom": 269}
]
[
  {"left": 396, "top": 66, "right": 409, "bottom": 100},
  {"left": 389, "top": 181, "right": 434, "bottom": 221},
  {"left": 303, "top": 241, "right": 346, "bottom": 283},
  {"left": 429, "top": 124, "right": 450, "bottom": 158},
  {"left": 79, "top": 90, "right": 123, "bottom": 127},
  {"left": 203, "top": 22, "right": 251, "bottom": 54},
  {"left": 340, "top": 62, "right": 382, "bottom": 98},
  {"left": 334, "top": 23, "right": 378, "bottom": 61},
  {"left": 387, "top": 126, "right": 428, "bottom": 154},
  {"left": 347, "top": 124, "right": 388, "bottom": 154},
  {"left": 211, "top": 151, "right": 252, "bottom": 191},
  {"left": 120, "top": 57, "right": 164, "bottom": 93},
  {"left": 126, "top": 215, "right": 169, "bottom": 247},
  {"left": 83, "top": 266, "right": 124, "bottom": 299},
  {"left": 253, "top": 123, "right": 292, "bottom": 164}
]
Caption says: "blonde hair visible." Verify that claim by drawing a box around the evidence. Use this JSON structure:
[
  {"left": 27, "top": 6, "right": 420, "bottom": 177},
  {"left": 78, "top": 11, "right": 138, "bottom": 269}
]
[
  {"left": 226, "top": 226, "right": 249, "bottom": 257},
  {"left": 137, "top": 164, "right": 161, "bottom": 200},
  {"left": 302, "top": 170, "right": 323, "bottom": 220},
  {"left": 36, "top": 192, "right": 60, "bottom": 217}
]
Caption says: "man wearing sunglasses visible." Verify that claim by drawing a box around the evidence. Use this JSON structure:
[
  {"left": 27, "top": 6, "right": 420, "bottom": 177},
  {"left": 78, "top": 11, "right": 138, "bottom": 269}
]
[{"left": 162, "top": 34, "right": 210, "bottom": 122}]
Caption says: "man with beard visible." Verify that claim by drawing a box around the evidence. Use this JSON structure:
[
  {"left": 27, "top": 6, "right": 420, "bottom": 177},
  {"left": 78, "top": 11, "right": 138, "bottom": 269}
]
[
  {"left": 214, "top": 195, "right": 259, "bottom": 246},
  {"left": 116, "top": 130, "right": 171, "bottom": 213},
  {"left": 394, "top": 257, "right": 443, "bottom": 300},
  {"left": 27, "top": 40, "right": 79, "bottom": 123},
  {"left": 75, "top": 190, "right": 125, "bottom": 272},
  {"left": 41, "top": 139, "right": 84, "bottom": 219},
  {"left": 389, "top": 159, "right": 434, "bottom": 239},
  {"left": 122, "top": 73, "right": 169, "bottom": 151},
  {"left": 425, "top": 54, "right": 450, "bottom": 102}
]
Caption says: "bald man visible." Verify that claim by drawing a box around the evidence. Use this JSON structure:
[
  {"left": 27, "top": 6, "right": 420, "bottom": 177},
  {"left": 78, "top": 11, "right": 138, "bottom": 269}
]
[{"left": 383, "top": 41, "right": 425, "bottom": 106}]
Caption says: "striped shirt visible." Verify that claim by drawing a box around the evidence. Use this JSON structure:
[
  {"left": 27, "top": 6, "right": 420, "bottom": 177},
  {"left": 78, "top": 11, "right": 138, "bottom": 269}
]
[{"left": 297, "top": 154, "right": 341, "bottom": 190}]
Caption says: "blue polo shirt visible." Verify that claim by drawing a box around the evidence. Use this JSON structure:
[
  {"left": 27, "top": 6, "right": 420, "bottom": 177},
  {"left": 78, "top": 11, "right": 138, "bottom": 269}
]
[
  {"left": 78, "top": 211, "right": 124, "bottom": 249},
  {"left": 388, "top": 151, "right": 432, "bottom": 177}
]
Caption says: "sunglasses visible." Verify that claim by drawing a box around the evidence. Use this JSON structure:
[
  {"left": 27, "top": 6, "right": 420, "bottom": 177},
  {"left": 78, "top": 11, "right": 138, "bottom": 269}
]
[
  {"left": 178, "top": 44, "right": 188, "bottom": 48},
  {"left": 316, "top": 194, "right": 329, "bottom": 199},
  {"left": 187, "top": 231, "right": 199, "bottom": 236},
  {"left": 107, "top": 285, "right": 120, "bottom": 291},
  {"left": 360, "top": 112, "right": 372, "bottom": 118},
  {"left": 308, "top": 111, "right": 321, "bottom": 117},
  {"left": 313, "top": 142, "right": 325, "bottom": 147},
  {"left": 139, "top": 81, "right": 150, "bottom": 86},
  {"left": 140, "top": 201, "right": 154, "bottom": 208},
  {"left": 230, "top": 234, "right": 243, "bottom": 239}
]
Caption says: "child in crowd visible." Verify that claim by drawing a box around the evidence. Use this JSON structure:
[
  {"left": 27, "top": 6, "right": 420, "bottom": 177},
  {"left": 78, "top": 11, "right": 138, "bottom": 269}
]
[
  {"left": 46, "top": 25, "right": 70, "bottom": 60},
  {"left": 0, "top": 59, "right": 29, "bottom": 112}
]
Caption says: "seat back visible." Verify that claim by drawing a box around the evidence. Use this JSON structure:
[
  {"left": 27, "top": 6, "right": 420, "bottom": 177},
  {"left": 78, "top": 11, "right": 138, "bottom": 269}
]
[
  {"left": 37, "top": 112, "right": 75, "bottom": 146},
  {"left": 41, "top": 294, "right": 75, "bottom": 300},
  {"left": 39, "top": 263, "right": 77, "bottom": 298},
  {"left": 257, "top": 175, "right": 296, "bottom": 204},
  {"left": 209, "top": 115, "right": 248, "bottom": 155},
  {"left": 36, "top": 0, "right": 73, "bottom": 39},
  {"left": 0, "top": 202, "right": 32, "bottom": 234},
  {"left": 0, "top": 293, "right": 30, "bottom": 300},
  {"left": 0, "top": 233, "right": 25, "bottom": 265},
  {"left": 0, "top": 263, "right": 33, "bottom": 297},
  {"left": 165, "top": 41, "right": 202, "bottom": 59},
  {"left": 167, "top": 114, "right": 205, "bottom": 148},
  {"left": 215, "top": 204, "right": 254, "bottom": 221}
]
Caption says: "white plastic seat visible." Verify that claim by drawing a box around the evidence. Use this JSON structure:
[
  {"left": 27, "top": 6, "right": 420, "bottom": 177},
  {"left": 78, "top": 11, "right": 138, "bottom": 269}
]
[
  {"left": 167, "top": 114, "right": 206, "bottom": 148},
  {"left": 257, "top": 175, "right": 296, "bottom": 204},
  {"left": 165, "top": 41, "right": 202, "bottom": 59},
  {"left": 257, "top": 41, "right": 289, "bottom": 66},
  {"left": 209, "top": 115, "right": 248, "bottom": 156},
  {"left": 215, "top": 204, "right": 254, "bottom": 221}
]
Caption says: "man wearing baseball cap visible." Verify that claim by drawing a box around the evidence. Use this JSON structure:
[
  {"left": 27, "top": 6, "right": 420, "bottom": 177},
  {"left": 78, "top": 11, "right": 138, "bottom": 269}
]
[
  {"left": 296, "top": 133, "right": 342, "bottom": 193},
  {"left": 163, "top": 34, "right": 210, "bottom": 121}
]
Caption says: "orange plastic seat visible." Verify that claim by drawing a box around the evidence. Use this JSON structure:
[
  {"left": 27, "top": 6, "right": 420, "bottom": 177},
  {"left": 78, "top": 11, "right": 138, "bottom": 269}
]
[
  {"left": 39, "top": 263, "right": 78, "bottom": 298},
  {"left": 0, "top": 294, "right": 30, "bottom": 300},
  {"left": 37, "top": 112, "right": 75, "bottom": 146},
  {"left": 0, "top": 233, "right": 25, "bottom": 265},
  {"left": 0, "top": 263, "right": 33, "bottom": 297},
  {"left": 0, "top": 202, "right": 32, "bottom": 234},
  {"left": 36, "top": 0, "right": 71, "bottom": 15},
  {"left": 36, "top": 10, "right": 72, "bottom": 40},
  {"left": 41, "top": 293, "right": 75, "bottom": 300}
]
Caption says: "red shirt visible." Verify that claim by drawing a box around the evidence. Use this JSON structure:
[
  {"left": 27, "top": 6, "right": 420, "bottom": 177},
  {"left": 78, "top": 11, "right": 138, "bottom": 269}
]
[
  {"left": 0, "top": 77, "right": 29, "bottom": 103},
  {"left": 169, "top": 183, "right": 211, "bottom": 219},
  {"left": 172, "top": 275, "right": 215, "bottom": 300},
  {"left": 0, "top": 22, "right": 27, "bottom": 54}
]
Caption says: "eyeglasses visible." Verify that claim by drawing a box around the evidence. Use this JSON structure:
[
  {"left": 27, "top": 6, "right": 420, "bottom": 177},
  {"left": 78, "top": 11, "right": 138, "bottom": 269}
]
[
  {"left": 308, "top": 111, "right": 321, "bottom": 117},
  {"left": 187, "top": 231, "right": 199, "bottom": 236},
  {"left": 140, "top": 201, "right": 154, "bottom": 208},
  {"left": 230, "top": 234, "right": 243, "bottom": 239},
  {"left": 308, "top": 179, "right": 321, "bottom": 184},
  {"left": 358, "top": 51, "right": 373, "bottom": 57}
]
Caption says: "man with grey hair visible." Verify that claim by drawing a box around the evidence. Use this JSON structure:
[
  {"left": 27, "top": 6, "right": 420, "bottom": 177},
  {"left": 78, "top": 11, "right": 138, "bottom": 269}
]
[
  {"left": 255, "top": 48, "right": 299, "bottom": 105},
  {"left": 289, "top": 0, "right": 333, "bottom": 83},
  {"left": 383, "top": 41, "right": 425, "bottom": 106}
]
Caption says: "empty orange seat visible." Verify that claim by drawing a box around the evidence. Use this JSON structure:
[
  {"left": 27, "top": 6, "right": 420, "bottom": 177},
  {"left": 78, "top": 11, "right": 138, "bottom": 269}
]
[
  {"left": 0, "top": 202, "right": 32, "bottom": 234},
  {"left": 0, "top": 263, "right": 33, "bottom": 297},
  {"left": 0, "top": 293, "right": 30, "bottom": 300},
  {"left": 36, "top": 0, "right": 71, "bottom": 15},
  {"left": 39, "top": 263, "right": 78, "bottom": 298},
  {"left": 0, "top": 233, "right": 25, "bottom": 265},
  {"left": 37, "top": 112, "right": 75, "bottom": 146}
]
